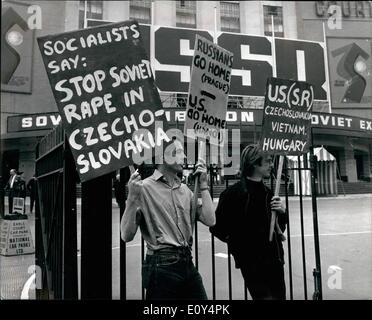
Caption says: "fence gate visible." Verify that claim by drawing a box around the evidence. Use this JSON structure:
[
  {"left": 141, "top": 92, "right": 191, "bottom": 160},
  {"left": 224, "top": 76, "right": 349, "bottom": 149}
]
[
  {"left": 35, "top": 125, "right": 77, "bottom": 299},
  {"left": 35, "top": 126, "right": 322, "bottom": 300}
]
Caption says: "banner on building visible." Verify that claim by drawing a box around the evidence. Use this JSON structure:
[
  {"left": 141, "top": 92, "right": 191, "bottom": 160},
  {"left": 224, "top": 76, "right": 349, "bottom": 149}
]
[
  {"left": 328, "top": 37, "right": 372, "bottom": 109},
  {"left": 37, "top": 20, "right": 169, "bottom": 182},
  {"left": 259, "top": 77, "right": 314, "bottom": 155},
  {"left": 82, "top": 20, "right": 327, "bottom": 100},
  {"left": 184, "top": 35, "right": 233, "bottom": 146},
  {"left": 1, "top": 1, "right": 35, "bottom": 93}
]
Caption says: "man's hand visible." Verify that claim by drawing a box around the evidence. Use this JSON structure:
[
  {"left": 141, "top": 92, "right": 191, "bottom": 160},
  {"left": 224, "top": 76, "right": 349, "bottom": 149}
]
[
  {"left": 127, "top": 170, "right": 143, "bottom": 201},
  {"left": 271, "top": 196, "right": 285, "bottom": 214},
  {"left": 194, "top": 159, "right": 208, "bottom": 189}
]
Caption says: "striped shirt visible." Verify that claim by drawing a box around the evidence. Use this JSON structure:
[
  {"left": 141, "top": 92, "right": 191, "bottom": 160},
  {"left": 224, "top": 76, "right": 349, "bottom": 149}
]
[{"left": 127, "top": 169, "right": 202, "bottom": 251}]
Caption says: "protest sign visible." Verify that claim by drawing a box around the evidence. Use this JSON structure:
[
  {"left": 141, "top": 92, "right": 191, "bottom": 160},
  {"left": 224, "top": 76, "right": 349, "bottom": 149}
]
[
  {"left": 38, "top": 20, "right": 169, "bottom": 182},
  {"left": 184, "top": 35, "right": 233, "bottom": 146},
  {"left": 259, "top": 77, "right": 314, "bottom": 155}
]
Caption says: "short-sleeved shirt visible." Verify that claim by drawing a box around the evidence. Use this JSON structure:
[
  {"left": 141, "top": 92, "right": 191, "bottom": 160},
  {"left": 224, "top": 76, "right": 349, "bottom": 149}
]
[{"left": 135, "top": 169, "right": 202, "bottom": 251}]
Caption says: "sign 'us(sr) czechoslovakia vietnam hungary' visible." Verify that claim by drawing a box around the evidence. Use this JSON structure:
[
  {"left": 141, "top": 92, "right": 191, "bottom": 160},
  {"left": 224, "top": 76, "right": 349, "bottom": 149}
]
[{"left": 259, "top": 77, "right": 314, "bottom": 156}]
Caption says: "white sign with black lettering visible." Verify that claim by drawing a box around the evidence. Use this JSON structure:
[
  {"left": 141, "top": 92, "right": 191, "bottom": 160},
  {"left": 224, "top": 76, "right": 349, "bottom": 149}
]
[
  {"left": 12, "top": 197, "right": 25, "bottom": 214},
  {"left": 0, "top": 219, "right": 35, "bottom": 256},
  {"left": 184, "top": 35, "right": 233, "bottom": 146}
]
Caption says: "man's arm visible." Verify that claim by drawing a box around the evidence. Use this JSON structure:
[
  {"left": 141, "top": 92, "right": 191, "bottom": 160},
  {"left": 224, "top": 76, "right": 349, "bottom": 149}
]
[
  {"left": 197, "top": 188, "right": 215, "bottom": 227},
  {"left": 120, "top": 197, "right": 141, "bottom": 242},
  {"left": 120, "top": 170, "right": 143, "bottom": 242},
  {"left": 271, "top": 196, "right": 287, "bottom": 232}
]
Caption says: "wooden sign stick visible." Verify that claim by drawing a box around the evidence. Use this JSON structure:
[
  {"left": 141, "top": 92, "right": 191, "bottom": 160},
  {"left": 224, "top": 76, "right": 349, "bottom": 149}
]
[
  {"left": 269, "top": 155, "right": 284, "bottom": 242},
  {"left": 192, "top": 140, "right": 206, "bottom": 214}
]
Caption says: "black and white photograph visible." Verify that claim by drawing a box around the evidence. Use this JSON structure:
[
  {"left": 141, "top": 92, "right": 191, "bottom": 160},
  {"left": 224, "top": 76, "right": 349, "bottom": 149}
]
[{"left": 0, "top": 0, "right": 371, "bottom": 312}]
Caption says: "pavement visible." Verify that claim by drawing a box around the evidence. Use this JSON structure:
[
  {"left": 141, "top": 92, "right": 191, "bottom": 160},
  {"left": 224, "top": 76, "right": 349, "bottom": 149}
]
[{"left": 1, "top": 194, "right": 371, "bottom": 300}]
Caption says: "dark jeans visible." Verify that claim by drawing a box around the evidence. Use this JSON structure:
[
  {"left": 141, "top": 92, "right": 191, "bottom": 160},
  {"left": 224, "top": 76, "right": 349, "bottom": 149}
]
[
  {"left": 240, "top": 260, "right": 286, "bottom": 300},
  {"left": 142, "top": 246, "right": 208, "bottom": 300}
]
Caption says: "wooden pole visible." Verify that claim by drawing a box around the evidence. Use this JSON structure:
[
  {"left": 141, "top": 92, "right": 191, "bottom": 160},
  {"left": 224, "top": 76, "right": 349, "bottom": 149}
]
[{"left": 269, "top": 155, "right": 284, "bottom": 242}]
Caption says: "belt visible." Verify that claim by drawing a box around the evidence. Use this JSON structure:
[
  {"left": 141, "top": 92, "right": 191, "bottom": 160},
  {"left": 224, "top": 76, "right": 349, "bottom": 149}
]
[{"left": 147, "top": 246, "right": 191, "bottom": 256}]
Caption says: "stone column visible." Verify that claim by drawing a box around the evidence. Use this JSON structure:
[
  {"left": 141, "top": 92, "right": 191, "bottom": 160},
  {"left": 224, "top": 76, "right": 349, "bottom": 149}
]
[
  {"left": 344, "top": 139, "right": 358, "bottom": 182},
  {"left": 240, "top": 1, "right": 263, "bottom": 35},
  {"left": 153, "top": 1, "right": 176, "bottom": 26},
  {"left": 197, "top": 1, "right": 219, "bottom": 32},
  {"left": 103, "top": 1, "right": 129, "bottom": 22}
]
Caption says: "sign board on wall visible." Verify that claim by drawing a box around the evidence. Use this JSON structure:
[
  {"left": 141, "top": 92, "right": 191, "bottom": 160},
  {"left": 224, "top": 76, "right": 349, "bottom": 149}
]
[
  {"left": 184, "top": 35, "right": 233, "bottom": 146},
  {"left": 1, "top": 1, "right": 35, "bottom": 93},
  {"left": 7, "top": 109, "right": 372, "bottom": 136},
  {"left": 328, "top": 37, "right": 372, "bottom": 109},
  {"left": 0, "top": 219, "right": 35, "bottom": 256},
  {"left": 83, "top": 21, "right": 328, "bottom": 101},
  {"left": 259, "top": 77, "right": 314, "bottom": 155},
  {"left": 7, "top": 112, "right": 62, "bottom": 132},
  {"left": 38, "top": 20, "right": 169, "bottom": 182}
]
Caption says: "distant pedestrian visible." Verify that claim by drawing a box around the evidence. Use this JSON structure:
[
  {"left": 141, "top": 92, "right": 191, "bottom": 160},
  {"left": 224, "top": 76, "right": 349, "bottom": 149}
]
[
  {"left": 27, "top": 175, "right": 37, "bottom": 214},
  {"left": 4, "top": 169, "right": 26, "bottom": 214},
  {"left": 211, "top": 163, "right": 218, "bottom": 185}
]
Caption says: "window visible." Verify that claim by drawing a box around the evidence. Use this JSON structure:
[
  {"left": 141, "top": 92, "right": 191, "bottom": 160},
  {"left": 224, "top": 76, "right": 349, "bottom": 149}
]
[
  {"left": 220, "top": 1, "right": 240, "bottom": 33},
  {"left": 176, "top": 93, "right": 188, "bottom": 108},
  {"left": 227, "top": 96, "right": 243, "bottom": 109},
  {"left": 263, "top": 5, "right": 284, "bottom": 37},
  {"left": 79, "top": 1, "right": 103, "bottom": 29},
  {"left": 130, "top": 0, "right": 152, "bottom": 24},
  {"left": 176, "top": 1, "right": 196, "bottom": 29}
]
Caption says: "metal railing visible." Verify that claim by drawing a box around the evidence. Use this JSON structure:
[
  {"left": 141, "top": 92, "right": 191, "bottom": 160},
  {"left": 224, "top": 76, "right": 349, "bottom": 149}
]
[{"left": 34, "top": 126, "right": 322, "bottom": 300}]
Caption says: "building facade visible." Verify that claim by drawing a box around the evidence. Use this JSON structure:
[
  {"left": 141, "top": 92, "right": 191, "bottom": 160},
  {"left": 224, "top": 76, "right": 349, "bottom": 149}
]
[{"left": 1, "top": 1, "right": 371, "bottom": 186}]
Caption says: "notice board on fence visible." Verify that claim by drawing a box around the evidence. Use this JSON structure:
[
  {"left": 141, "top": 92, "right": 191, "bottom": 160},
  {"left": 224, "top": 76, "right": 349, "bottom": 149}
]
[
  {"left": 259, "top": 77, "right": 314, "bottom": 155},
  {"left": 0, "top": 219, "right": 35, "bottom": 256},
  {"left": 184, "top": 35, "right": 233, "bottom": 146},
  {"left": 37, "top": 20, "right": 169, "bottom": 182}
]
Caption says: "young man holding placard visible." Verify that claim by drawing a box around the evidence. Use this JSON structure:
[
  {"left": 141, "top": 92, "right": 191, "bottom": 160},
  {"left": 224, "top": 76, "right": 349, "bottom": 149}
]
[
  {"left": 210, "top": 144, "right": 287, "bottom": 300},
  {"left": 121, "top": 139, "right": 215, "bottom": 300}
]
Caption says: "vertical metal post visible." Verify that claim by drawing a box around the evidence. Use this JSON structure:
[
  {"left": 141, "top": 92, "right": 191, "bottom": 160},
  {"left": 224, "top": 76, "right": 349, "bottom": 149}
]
[
  {"left": 223, "top": 178, "right": 233, "bottom": 300},
  {"left": 62, "top": 140, "right": 78, "bottom": 299},
  {"left": 209, "top": 163, "right": 214, "bottom": 201},
  {"left": 83, "top": 0, "right": 88, "bottom": 28},
  {"left": 284, "top": 159, "right": 294, "bottom": 300},
  {"left": 310, "top": 142, "right": 323, "bottom": 300},
  {"left": 211, "top": 234, "right": 216, "bottom": 300},
  {"left": 194, "top": 208, "right": 199, "bottom": 270},
  {"left": 227, "top": 247, "right": 232, "bottom": 300},
  {"left": 141, "top": 236, "right": 145, "bottom": 300},
  {"left": 81, "top": 173, "right": 112, "bottom": 299},
  {"left": 297, "top": 156, "right": 308, "bottom": 299},
  {"left": 119, "top": 167, "right": 130, "bottom": 300}
]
